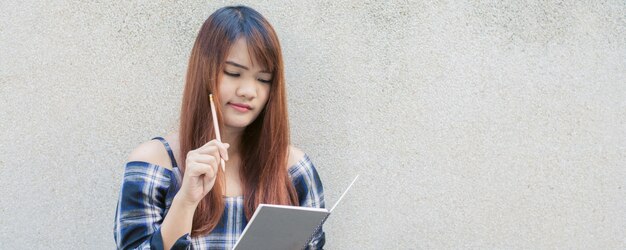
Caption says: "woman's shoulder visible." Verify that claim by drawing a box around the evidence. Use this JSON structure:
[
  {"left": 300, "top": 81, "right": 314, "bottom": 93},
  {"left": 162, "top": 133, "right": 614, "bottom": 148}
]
[
  {"left": 286, "top": 146, "right": 325, "bottom": 208},
  {"left": 287, "top": 145, "right": 321, "bottom": 179},
  {"left": 287, "top": 145, "right": 306, "bottom": 169},
  {"left": 127, "top": 139, "right": 174, "bottom": 170}
]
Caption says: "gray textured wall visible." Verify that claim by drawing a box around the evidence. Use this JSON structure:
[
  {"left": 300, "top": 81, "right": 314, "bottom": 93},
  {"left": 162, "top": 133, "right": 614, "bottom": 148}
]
[{"left": 1, "top": 1, "right": 624, "bottom": 249}]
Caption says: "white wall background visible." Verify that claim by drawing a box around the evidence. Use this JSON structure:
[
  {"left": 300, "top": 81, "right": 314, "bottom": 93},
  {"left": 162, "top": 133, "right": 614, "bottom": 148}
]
[{"left": 1, "top": 1, "right": 624, "bottom": 249}]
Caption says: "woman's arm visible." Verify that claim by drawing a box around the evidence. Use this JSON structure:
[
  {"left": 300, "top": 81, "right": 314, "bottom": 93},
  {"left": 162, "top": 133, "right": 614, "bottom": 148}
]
[
  {"left": 160, "top": 195, "right": 197, "bottom": 250},
  {"left": 114, "top": 160, "right": 193, "bottom": 250},
  {"left": 116, "top": 138, "right": 228, "bottom": 249}
]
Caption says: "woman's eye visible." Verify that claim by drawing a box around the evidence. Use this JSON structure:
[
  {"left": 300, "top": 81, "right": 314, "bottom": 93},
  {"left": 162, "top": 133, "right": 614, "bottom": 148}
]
[
  {"left": 224, "top": 71, "right": 240, "bottom": 77},
  {"left": 258, "top": 79, "right": 272, "bottom": 83}
]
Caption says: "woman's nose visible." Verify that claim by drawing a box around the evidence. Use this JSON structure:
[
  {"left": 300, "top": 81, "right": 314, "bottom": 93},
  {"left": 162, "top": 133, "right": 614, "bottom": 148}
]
[{"left": 236, "top": 78, "right": 257, "bottom": 99}]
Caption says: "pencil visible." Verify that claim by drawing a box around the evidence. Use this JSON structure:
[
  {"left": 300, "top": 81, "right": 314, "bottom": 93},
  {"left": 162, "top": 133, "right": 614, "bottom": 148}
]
[{"left": 209, "top": 94, "right": 226, "bottom": 172}]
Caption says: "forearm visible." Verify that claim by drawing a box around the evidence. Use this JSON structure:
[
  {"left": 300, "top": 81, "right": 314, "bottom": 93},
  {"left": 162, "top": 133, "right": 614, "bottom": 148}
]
[{"left": 160, "top": 195, "right": 197, "bottom": 250}]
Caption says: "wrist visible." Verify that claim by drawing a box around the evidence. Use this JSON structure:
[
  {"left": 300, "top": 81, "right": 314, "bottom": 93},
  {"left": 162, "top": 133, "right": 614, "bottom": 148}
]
[{"left": 173, "top": 194, "right": 199, "bottom": 210}]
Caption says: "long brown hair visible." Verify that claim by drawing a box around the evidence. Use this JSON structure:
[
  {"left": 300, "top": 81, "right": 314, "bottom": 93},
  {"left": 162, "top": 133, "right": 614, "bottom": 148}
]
[{"left": 178, "top": 5, "right": 298, "bottom": 236}]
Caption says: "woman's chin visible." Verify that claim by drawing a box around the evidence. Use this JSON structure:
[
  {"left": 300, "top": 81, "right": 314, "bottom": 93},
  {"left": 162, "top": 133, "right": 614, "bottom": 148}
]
[{"left": 223, "top": 120, "right": 253, "bottom": 130}]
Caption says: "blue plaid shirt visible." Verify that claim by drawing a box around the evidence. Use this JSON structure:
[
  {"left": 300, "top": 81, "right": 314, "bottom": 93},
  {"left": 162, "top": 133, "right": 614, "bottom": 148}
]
[{"left": 114, "top": 137, "right": 326, "bottom": 250}]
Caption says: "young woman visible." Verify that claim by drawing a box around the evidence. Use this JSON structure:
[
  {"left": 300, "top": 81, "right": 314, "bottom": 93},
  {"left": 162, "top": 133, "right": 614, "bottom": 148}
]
[{"left": 114, "top": 6, "right": 325, "bottom": 250}]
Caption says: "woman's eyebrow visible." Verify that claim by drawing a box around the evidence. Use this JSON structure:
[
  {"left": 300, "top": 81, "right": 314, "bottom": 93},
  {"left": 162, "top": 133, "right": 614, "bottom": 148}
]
[
  {"left": 226, "top": 61, "right": 249, "bottom": 70},
  {"left": 225, "top": 61, "right": 270, "bottom": 73}
]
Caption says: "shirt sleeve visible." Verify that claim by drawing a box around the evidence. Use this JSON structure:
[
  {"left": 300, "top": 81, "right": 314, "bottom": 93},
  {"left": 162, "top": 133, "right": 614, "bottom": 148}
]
[
  {"left": 113, "top": 161, "right": 191, "bottom": 250},
  {"left": 290, "top": 154, "right": 326, "bottom": 250}
]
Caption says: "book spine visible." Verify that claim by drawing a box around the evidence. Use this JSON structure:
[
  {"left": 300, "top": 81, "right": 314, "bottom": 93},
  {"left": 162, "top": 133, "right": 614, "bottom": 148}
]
[{"left": 302, "top": 214, "right": 331, "bottom": 249}]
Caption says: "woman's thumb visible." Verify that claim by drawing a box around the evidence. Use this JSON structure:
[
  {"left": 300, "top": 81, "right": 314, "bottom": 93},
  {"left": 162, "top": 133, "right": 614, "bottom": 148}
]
[{"left": 203, "top": 173, "right": 212, "bottom": 192}]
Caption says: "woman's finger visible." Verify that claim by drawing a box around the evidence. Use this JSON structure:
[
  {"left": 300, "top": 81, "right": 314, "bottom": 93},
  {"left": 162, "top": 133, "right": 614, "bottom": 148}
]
[
  {"left": 218, "top": 143, "right": 229, "bottom": 161},
  {"left": 191, "top": 154, "right": 218, "bottom": 165},
  {"left": 195, "top": 140, "right": 230, "bottom": 161},
  {"left": 203, "top": 173, "right": 213, "bottom": 191},
  {"left": 188, "top": 162, "right": 215, "bottom": 178}
]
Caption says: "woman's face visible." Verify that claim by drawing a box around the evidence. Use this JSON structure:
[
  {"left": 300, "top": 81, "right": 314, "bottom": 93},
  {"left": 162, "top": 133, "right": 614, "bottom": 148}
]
[{"left": 218, "top": 38, "right": 272, "bottom": 131}]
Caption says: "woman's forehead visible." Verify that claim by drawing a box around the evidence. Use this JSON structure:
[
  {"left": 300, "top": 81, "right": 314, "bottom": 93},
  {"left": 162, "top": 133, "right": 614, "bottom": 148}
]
[{"left": 225, "top": 38, "right": 270, "bottom": 72}]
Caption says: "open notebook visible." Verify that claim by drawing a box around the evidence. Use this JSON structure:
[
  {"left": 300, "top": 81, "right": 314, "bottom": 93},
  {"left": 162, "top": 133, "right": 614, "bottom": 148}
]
[{"left": 233, "top": 175, "right": 359, "bottom": 250}]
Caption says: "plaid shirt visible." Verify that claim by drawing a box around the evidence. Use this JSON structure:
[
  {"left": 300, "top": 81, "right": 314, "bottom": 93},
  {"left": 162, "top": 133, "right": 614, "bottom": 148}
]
[{"left": 114, "top": 137, "right": 326, "bottom": 250}]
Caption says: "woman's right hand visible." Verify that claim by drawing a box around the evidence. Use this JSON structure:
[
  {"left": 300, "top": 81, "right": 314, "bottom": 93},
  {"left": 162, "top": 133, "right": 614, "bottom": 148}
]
[{"left": 176, "top": 139, "right": 229, "bottom": 208}]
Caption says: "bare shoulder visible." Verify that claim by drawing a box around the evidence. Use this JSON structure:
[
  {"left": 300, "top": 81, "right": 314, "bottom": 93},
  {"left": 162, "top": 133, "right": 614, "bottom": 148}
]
[
  {"left": 287, "top": 145, "right": 306, "bottom": 168},
  {"left": 127, "top": 139, "right": 173, "bottom": 170}
]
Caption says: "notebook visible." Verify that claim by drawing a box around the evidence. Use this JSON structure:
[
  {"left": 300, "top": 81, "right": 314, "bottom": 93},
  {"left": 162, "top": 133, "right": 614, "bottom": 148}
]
[{"left": 232, "top": 175, "right": 359, "bottom": 250}]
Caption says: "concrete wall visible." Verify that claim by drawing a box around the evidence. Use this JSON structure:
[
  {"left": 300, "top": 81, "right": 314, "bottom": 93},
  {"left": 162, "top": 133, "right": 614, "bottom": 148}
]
[{"left": 1, "top": 1, "right": 624, "bottom": 249}]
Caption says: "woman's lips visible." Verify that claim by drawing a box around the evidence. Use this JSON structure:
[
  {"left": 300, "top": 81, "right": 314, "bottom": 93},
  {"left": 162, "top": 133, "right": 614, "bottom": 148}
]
[{"left": 229, "top": 103, "right": 251, "bottom": 112}]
